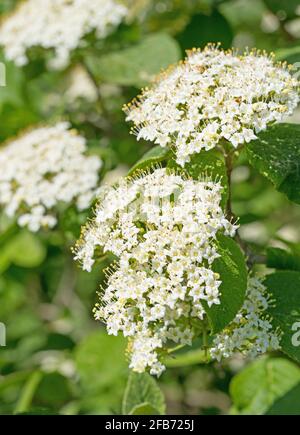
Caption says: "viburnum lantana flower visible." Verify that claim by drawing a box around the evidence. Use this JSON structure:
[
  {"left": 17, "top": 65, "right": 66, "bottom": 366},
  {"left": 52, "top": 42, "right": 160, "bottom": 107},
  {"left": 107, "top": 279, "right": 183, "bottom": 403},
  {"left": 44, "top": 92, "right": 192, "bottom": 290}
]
[
  {"left": 0, "top": 122, "right": 102, "bottom": 232},
  {"left": 210, "top": 276, "right": 281, "bottom": 361},
  {"left": 124, "top": 45, "right": 299, "bottom": 166},
  {"left": 0, "top": 0, "right": 128, "bottom": 69},
  {"left": 74, "top": 168, "right": 238, "bottom": 375}
]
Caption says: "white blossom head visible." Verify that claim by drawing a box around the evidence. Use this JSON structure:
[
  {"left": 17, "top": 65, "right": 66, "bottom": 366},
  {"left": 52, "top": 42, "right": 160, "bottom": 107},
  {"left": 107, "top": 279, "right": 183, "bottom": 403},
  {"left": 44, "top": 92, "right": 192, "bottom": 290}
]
[
  {"left": 0, "top": 122, "right": 102, "bottom": 232},
  {"left": 125, "top": 45, "right": 299, "bottom": 166},
  {"left": 210, "top": 276, "right": 281, "bottom": 361},
  {"left": 0, "top": 0, "right": 128, "bottom": 69},
  {"left": 74, "top": 167, "right": 238, "bottom": 375}
]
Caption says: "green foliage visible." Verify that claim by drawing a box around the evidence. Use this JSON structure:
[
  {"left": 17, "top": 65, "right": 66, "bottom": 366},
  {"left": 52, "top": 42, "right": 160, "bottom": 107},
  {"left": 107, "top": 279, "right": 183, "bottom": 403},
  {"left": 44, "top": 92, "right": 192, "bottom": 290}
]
[
  {"left": 122, "top": 372, "right": 166, "bottom": 415},
  {"left": 275, "top": 45, "right": 300, "bottom": 63},
  {"left": 0, "top": 230, "right": 46, "bottom": 272},
  {"left": 168, "top": 149, "right": 229, "bottom": 208},
  {"left": 230, "top": 357, "right": 300, "bottom": 415},
  {"left": 266, "top": 382, "right": 300, "bottom": 415},
  {"left": 205, "top": 235, "right": 247, "bottom": 333},
  {"left": 0, "top": 0, "right": 300, "bottom": 417},
  {"left": 75, "top": 331, "right": 128, "bottom": 414},
  {"left": 246, "top": 124, "right": 300, "bottom": 204},
  {"left": 266, "top": 247, "right": 300, "bottom": 272},
  {"left": 177, "top": 10, "right": 233, "bottom": 51},
  {"left": 264, "top": 271, "right": 300, "bottom": 363},
  {"left": 165, "top": 348, "right": 210, "bottom": 368},
  {"left": 263, "top": 0, "right": 299, "bottom": 18},
  {"left": 86, "top": 33, "right": 181, "bottom": 87},
  {"left": 128, "top": 145, "right": 172, "bottom": 176}
]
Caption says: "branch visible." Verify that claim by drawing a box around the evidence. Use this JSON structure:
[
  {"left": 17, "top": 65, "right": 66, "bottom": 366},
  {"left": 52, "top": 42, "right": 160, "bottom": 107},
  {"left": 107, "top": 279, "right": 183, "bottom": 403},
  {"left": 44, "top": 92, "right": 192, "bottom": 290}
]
[
  {"left": 79, "top": 60, "right": 113, "bottom": 135},
  {"left": 224, "top": 148, "right": 266, "bottom": 268}
]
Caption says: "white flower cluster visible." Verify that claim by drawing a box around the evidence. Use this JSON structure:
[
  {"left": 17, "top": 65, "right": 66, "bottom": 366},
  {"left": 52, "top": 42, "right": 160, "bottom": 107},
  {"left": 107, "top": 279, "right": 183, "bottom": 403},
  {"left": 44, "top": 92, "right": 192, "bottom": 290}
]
[
  {"left": 210, "top": 276, "right": 281, "bottom": 361},
  {"left": 0, "top": 122, "right": 102, "bottom": 232},
  {"left": 74, "top": 168, "right": 237, "bottom": 375},
  {"left": 125, "top": 45, "right": 299, "bottom": 166},
  {"left": 0, "top": 0, "right": 128, "bottom": 69}
]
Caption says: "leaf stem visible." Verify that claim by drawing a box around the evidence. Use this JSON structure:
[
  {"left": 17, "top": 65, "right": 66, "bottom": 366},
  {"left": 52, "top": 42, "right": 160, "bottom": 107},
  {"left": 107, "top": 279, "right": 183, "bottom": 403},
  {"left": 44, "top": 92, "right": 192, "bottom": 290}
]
[
  {"left": 79, "top": 59, "right": 113, "bottom": 135},
  {"left": 224, "top": 148, "right": 266, "bottom": 268},
  {"left": 14, "top": 371, "right": 43, "bottom": 414},
  {"left": 167, "top": 344, "right": 185, "bottom": 354},
  {"left": 225, "top": 152, "right": 234, "bottom": 221}
]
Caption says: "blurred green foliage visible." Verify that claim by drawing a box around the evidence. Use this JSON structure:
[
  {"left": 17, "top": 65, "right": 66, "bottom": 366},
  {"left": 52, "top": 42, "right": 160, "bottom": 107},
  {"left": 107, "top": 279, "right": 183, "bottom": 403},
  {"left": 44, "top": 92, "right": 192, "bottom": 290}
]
[{"left": 0, "top": 0, "right": 300, "bottom": 415}]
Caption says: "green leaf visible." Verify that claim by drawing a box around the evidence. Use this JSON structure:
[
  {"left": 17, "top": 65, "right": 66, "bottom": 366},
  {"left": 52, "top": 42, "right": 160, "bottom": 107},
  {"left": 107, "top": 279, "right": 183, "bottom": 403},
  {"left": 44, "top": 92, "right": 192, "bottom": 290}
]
[
  {"left": 264, "top": 271, "right": 300, "bottom": 363},
  {"left": 35, "top": 372, "right": 72, "bottom": 407},
  {"left": 129, "top": 402, "right": 160, "bottom": 415},
  {"left": 86, "top": 33, "right": 181, "bottom": 87},
  {"left": 128, "top": 146, "right": 172, "bottom": 176},
  {"left": 75, "top": 331, "right": 127, "bottom": 391},
  {"left": 230, "top": 356, "right": 300, "bottom": 415},
  {"left": 246, "top": 124, "right": 300, "bottom": 204},
  {"left": 263, "top": 0, "right": 299, "bottom": 18},
  {"left": 14, "top": 371, "right": 43, "bottom": 414},
  {"left": 168, "top": 149, "right": 228, "bottom": 209},
  {"left": 6, "top": 230, "right": 46, "bottom": 268},
  {"left": 0, "top": 230, "right": 46, "bottom": 270},
  {"left": 204, "top": 234, "right": 247, "bottom": 334},
  {"left": 0, "top": 0, "right": 18, "bottom": 14},
  {"left": 16, "top": 408, "right": 58, "bottom": 415},
  {"left": 122, "top": 372, "right": 166, "bottom": 415},
  {"left": 0, "top": 58, "right": 25, "bottom": 108},
  {"left": 177, "top": 11, "right": 233, "bottom": 51},
  {"left": 75, "top": 331, "right": 127, "bottom": 414},
  {"left": 266, "top": 382, "right": 300, "bottom": 415},
  {"left": 275, "top": 45, "right": 300, "bottom": 63},
  {"left": 266, "top": 247, "right": 300, "bottom": 272},
  {"left": 165, "top": 349, "right": 209, "bottom": 368}
]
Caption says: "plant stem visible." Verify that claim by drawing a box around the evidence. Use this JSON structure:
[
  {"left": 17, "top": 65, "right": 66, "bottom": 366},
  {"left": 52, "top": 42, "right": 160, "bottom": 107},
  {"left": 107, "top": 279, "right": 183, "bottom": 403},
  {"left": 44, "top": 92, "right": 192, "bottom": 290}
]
[
  {"left": 167, "top": 344, "right": 185, "bottom": 354},
  {"left": 14, "top": 371, "right": 43, "bottom": 414},
  {"left": 224, "top": 149, "right": 266, "bottom": 268},
  {"left": 77, "top": 59, "right": 114, "bottom": 137},
  {"left": 202, "top": 321, "right": 208, "bottom": 360},
  {"left": 225, "top": 152, "right": 234, "bottom": 221},
  {"left": 81, "top": 61, "right": 110, "bottom": 119}
]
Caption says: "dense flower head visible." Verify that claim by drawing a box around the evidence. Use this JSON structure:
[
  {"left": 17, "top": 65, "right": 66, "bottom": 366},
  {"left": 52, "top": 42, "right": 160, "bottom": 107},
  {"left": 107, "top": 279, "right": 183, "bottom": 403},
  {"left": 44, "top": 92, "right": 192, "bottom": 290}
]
[
  {"left": 0, "top": 122, "right": 102, "bottom": 232},
  {"left": 125, "top": 45, "right": 299, "bottom": 166},
  {"left": 210, "top": 276, "right": 281, "bottom": 361},
  {"left": 74, "top": 167, "right": 237, "bottom": 375},
  {"left": 0, "top": 0, "right": 128, "bottom": 69}
]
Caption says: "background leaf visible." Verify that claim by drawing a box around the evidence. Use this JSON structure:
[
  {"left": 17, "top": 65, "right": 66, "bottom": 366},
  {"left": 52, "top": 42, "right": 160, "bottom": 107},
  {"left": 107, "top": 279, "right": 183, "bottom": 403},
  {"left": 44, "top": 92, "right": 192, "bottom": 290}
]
[
  {"left": 122, "top": 372, "right": 166, "bottom": 415},
  {"left": 128, "top": 146, "right": 172, "bottom": 176},
  {"left": 75, "top": 331, "right": 128, "bottom": 414},
  {"left": 168, "top": 149, "right": 228, "bottom": 208},
  {"left": 177, "top": 10, "right": 233, "bottom": 51},
  {"left": 264, "top": 271, "right": 300, "bottom": 363},
  {"left": 263, "top": 0, "right": 299, "bottom": 18},
  {"left": 246, "top": 124, "right": 300, "bottom": 204},
  {"left": 86, "top": 33, "right": 181, "bottom": 87},
  {"left": 0, "top": 230, "right": 46, "bottom": 270},
  {"left": 266, "top": 247, "right": 300, "bottom": 272},
  {"left": 230, "top": 357, "right": 300, "bottom": 415},
  {"left": 266, "top": 382, "right": 300, "bottom": 415},
  {"left": 204, "top": 234, "right": 247, "bottom": 333}
]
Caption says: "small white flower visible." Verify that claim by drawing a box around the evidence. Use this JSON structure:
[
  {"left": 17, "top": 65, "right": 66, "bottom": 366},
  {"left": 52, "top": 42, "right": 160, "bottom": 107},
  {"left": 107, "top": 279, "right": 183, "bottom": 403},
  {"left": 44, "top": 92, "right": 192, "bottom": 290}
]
[
  {"left": 75, "top": 168, "right": 237, "bottom": 375},
  {"left": 0, "top": 122, "right": 102, "bottom": 231},
  {"left": 210, "top": 276, "right": 281, "bottom": 361},
  {"left": 0, "top": 0, "right": 128, "bottom": 69},
  {"left": 125, "top": 45, "right": 299, "bottom": 166}
]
